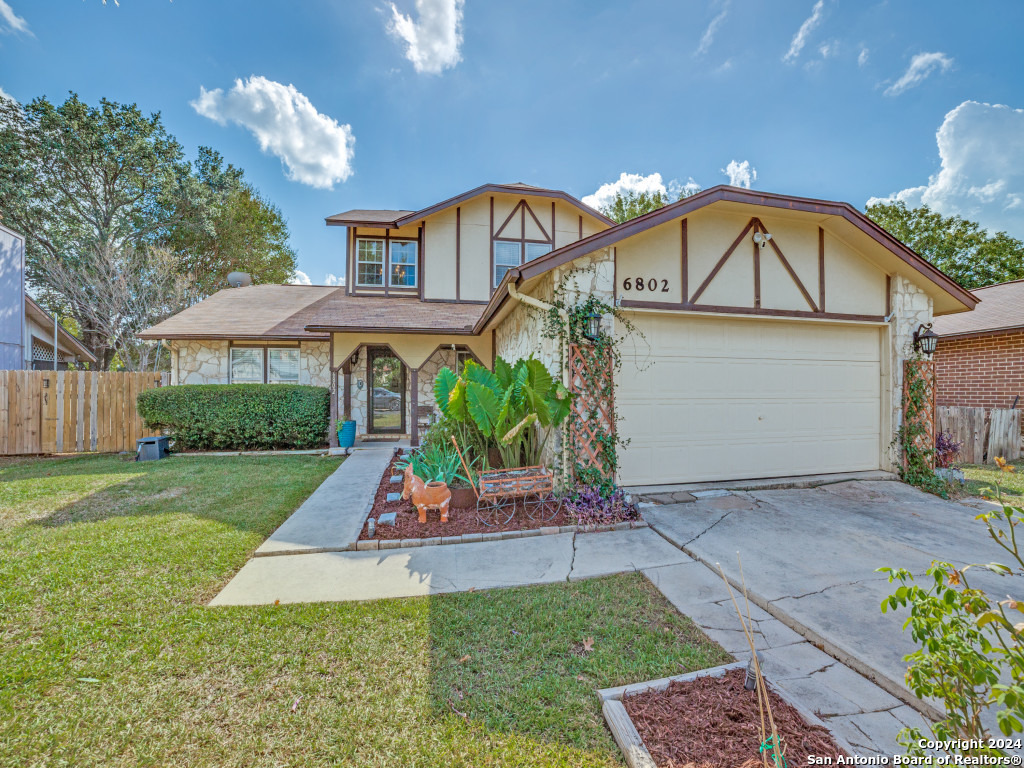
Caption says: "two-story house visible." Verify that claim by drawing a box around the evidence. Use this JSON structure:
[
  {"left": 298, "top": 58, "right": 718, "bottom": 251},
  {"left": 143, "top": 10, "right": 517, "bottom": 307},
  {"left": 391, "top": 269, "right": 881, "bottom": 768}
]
[{"left": 140, "top": 182, "right": 978, "bottom": 486}]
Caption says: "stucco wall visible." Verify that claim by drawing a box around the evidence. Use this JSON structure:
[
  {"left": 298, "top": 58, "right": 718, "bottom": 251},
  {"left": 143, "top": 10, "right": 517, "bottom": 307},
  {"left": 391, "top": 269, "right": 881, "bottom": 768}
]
[{"left": 170, "top": 340, "right": 330, "bottom": 386}]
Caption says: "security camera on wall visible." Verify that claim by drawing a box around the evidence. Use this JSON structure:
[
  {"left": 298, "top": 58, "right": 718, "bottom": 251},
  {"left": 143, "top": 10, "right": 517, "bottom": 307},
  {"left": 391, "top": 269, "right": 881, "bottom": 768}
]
[{"left": 752, "top": 232, "right": 772, "bottom": 249}]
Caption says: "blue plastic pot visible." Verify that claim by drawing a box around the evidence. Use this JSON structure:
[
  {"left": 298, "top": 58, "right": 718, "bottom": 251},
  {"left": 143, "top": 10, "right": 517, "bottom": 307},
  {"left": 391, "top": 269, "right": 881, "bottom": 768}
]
[{"left": 338, "top": 420, "right": 357, "bottom": 449}]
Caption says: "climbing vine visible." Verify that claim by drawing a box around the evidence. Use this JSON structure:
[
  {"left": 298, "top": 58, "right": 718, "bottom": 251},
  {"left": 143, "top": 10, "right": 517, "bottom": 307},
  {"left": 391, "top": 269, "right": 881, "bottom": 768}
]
[
  {"left": 540, "top": 267, "right": 651, "bottom": 496},
  {"left": 895, "top": 355, "right": 948, "bottom": 497}
]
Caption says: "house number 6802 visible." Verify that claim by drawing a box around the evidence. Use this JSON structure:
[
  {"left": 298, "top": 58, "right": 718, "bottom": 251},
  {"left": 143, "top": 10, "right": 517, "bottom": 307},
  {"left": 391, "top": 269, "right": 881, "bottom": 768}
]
[{"left": 623, "top": 277, "right": 669, "bottom": 292}]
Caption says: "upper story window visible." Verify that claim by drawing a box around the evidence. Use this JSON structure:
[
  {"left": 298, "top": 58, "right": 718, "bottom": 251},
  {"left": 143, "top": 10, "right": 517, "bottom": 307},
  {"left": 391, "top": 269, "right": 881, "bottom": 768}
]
[
  {"left": 493, "top": 241, "right": 553, "bottom": 287},
  {"left": 389, "top": 241, "right": 418, "bottom": 287},
  {"left": 356, "top": 238, "right": 418, "bottom": 288}
]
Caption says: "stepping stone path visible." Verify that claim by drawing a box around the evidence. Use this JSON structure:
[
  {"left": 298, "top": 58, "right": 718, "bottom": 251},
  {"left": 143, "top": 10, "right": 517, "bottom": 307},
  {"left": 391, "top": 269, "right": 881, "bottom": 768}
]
[
  {"left": 378, "top": 512, "right": 397, "bottom": 527},
  {"left": 390, "top": 475, "right": 403, "bottom": 484},
  {"left": 385, "top": 492, "right": 401, "bottom": 502}
]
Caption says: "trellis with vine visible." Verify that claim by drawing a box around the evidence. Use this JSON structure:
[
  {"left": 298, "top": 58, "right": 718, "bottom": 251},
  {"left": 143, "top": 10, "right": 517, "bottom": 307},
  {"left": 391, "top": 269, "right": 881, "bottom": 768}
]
[
  {"left": 540, "top": 268, "right": 650, "bottom": 496},
  {"left": 896, "top": 355, "right": 946, "bottom": 497}
]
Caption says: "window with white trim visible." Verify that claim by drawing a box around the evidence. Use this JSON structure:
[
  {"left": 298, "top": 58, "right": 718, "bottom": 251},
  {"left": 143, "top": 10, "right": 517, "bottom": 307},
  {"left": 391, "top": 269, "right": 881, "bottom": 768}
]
[
  {"left": 230, "top": 347, "right": 264, "bottom": 383},
  {"left": 494, "top": 241, "right": 521, "bottom": 287},
  {"left": 356, "top": 239, "right": 385, "bottom": 286},
  {"left": 525, "top": 242, "right": 552, "bottom": 261},
  {"left": 389, "top": 241, "right": 418, "bottom": 288},
  {"left": 268, "top": 348, "right": 300, "bottom": 384}
]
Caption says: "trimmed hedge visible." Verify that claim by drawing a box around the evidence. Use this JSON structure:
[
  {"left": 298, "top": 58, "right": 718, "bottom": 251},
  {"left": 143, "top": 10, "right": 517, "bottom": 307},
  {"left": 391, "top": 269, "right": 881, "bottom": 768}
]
[{"left": 137, "top": 384, "right": 330, "bottom": 451}]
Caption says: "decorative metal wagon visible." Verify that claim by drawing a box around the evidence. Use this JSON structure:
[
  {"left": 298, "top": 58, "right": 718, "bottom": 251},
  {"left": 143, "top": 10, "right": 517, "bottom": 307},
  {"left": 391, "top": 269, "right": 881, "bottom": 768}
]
[{"left": 451, "top": 438, "right": 562, "bottom": 526}]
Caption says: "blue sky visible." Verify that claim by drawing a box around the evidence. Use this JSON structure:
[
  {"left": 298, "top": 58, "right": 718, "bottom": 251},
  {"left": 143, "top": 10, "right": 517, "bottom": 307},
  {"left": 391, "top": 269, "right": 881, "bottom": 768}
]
[{"left": 2, "top": 0, "right": 1022, "bottom": 286}]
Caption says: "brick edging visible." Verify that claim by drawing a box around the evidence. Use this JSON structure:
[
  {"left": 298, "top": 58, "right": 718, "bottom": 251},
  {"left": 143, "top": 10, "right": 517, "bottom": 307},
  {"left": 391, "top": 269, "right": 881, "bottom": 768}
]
[{"left": 352, "top": 520, "right": 649, "bottom": 551}]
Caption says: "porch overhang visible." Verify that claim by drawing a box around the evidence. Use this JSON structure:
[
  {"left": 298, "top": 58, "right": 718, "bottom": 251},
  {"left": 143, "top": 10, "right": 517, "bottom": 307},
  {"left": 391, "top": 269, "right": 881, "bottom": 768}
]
[{"left": 329, "top": 332, "right": 493, "bottom": 372}]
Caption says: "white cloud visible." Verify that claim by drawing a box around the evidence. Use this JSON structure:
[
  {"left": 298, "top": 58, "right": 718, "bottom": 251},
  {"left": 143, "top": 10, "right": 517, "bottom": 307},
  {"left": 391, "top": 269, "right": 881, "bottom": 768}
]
[
  {"left": 694, "top": 0, "right": 729, "bottom": 57},
  {"left": 868, "top": 101, "right": 1024, "bottom": 237},
  {"left": 722, "top": 160, "right": 757, "bottom": 189},
  {"left": 582, "top": 172, "right": 669, "bottom": 210},
  {"left": 857, "top": 46, "right": 869, "bottom": 67},
  {"left": 883, "top": 52, "right": 954, "bottom": 97},
  {"left": 818, "top": 40, "right": 838, "bottom": 59},
  {"left": 0, "top": 1, "right": 30, "bottom": 35},
  {"left": 782, "top": 0, "right": 824, "bottom": 63},
  {"left": 289, "top": 270, "right": 312, "bottom": 286},
  {"left": 387, "top": 0, "right": 464, "bottom": 75},
  {"left": 192, "top": 76, "right": 355, "bottom": 190},
  {"left": 324, "top": 273, "right": 346, "bottom": 286}
]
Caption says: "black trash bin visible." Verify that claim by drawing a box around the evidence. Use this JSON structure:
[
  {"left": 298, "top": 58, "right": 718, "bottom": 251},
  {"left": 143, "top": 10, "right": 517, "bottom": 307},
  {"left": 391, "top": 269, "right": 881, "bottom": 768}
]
[{"left": 136, "top": 436, "right": 170, "bottom": 461}]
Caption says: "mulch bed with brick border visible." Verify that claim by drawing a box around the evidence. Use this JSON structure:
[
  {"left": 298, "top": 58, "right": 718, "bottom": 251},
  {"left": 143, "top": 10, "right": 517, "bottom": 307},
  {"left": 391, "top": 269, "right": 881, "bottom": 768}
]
[
  {"left": 358, "top": 453, "right": 645, "bottom": 543},
  {"left": 622, "top": 668, "right": 847, "bottom": 767}
]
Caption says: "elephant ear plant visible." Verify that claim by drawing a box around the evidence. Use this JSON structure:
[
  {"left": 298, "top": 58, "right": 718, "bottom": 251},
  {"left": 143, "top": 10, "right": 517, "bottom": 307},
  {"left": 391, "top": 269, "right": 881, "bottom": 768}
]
[{"left": 433, "top": 356, "right": 573, "bottom": 469}]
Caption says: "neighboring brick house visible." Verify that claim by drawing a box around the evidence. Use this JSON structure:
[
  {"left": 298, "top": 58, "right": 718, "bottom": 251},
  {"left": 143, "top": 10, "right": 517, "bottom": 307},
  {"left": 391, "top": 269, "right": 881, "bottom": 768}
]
[{"left": 933, "top": 280, "right": 1024, "bottom": 411}]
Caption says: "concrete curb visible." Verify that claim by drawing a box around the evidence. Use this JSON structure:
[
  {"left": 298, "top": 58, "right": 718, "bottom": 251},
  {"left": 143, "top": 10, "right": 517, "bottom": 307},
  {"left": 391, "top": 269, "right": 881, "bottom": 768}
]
[
  {"left": 597, "top": 661, "right": 857, "bottom": 767},
  {"left": 354, "top": 520, "right": 649, "bottom": 551}
]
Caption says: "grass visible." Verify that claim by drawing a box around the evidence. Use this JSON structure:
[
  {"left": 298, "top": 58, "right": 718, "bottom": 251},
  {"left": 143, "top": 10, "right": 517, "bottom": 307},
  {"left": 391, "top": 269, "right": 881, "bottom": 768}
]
[
  {"left": 961, "top": 456, "right": 1024, "bottom": 501},
  {"left": 0, "top": 454, "right": 728, "bottom": 767}
]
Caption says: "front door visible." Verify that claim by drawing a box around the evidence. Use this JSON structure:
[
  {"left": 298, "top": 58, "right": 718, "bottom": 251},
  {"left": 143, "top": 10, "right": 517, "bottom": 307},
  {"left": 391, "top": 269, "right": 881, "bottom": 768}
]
[{"left": 368, "top": 347, "right": 406, "bottom": 434}]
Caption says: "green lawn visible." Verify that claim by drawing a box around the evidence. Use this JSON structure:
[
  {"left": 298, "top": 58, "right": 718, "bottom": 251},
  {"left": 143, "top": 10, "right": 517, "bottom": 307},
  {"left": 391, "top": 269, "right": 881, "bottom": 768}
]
[
  {"left": 0, "top": 454, "right": 727, "bottom": 767},
  {"left": 962, "top": 456, "right": 1024, "bottom": 501}
]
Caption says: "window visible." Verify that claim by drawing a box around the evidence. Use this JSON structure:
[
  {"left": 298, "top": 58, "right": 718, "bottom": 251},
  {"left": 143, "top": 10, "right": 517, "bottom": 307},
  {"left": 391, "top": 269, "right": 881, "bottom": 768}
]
[
  {"left": 268, "top": 348, "right": 300, "bottom": 384},
  {"left": 356, "top": 239, "right": 384, "bottom": 286},
  {"left": 525, "top": 242, "right": 552, "bottom": 261},
  {"left": 494, "top": 241, "right": 521, "bottom": 287},
  {"left": 229, "top": 347, "right": 301, "bottom": 384},
  {"left": 230, "top": 348, "right": 264, "bottom": 383},
  {"left": 389, "top": 241, "right": 418, "bottom": 287}
]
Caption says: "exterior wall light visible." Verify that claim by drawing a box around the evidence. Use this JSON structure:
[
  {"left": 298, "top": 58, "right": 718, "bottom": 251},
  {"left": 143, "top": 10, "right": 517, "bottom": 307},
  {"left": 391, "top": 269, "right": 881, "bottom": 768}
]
[
  {"left": 585, "top": 311, "right": 602, "bottom": 342},
  {"left": 350, "top": 351, "right": 359, "bottom": 366},
  {"left": 913, "top": 323, "right": 939, "bottom": 357}
]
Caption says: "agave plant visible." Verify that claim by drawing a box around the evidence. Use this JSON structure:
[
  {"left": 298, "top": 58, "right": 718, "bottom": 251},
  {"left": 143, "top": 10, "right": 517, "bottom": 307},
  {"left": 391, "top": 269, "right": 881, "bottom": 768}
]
[{"left": 433, "top": 356, "right": 573, "bottom": 468}]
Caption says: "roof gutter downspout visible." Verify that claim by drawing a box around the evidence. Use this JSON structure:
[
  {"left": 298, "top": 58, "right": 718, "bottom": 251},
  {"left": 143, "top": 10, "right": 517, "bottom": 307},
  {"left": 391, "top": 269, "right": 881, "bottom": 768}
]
[{"left": 507, "top": 276, "right": 570, "bottom": 390}]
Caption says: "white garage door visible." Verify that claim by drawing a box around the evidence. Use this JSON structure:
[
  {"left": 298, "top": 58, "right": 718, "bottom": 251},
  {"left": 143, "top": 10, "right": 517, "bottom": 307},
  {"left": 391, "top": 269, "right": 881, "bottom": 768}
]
[{"left": 616, "top": 313, "right": 882, "bottom": 486}]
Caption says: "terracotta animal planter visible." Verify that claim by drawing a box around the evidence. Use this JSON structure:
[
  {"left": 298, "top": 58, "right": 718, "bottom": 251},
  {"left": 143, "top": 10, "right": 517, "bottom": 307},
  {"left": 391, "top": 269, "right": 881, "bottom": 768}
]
[{"left": 402, "top": 464, "right": 452, "bottom": 523}]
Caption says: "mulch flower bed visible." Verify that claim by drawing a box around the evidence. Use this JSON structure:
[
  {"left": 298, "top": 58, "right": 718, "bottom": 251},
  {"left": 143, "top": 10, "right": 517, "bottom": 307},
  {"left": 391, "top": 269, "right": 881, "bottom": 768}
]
[
  {"left": 623, "top": 669, "right": 847, "bottom": 768},
  {"left": 358, "top": 453, "right": 640, "bottom": 541}
]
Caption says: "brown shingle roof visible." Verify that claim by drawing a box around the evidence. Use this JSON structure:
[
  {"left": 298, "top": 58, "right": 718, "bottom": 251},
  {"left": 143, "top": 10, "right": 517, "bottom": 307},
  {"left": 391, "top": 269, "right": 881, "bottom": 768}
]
[
  {"left": 325, "top": 209, "right": 415, "bottom": 226},
  {"left": 932, "top": 280, "right": 1024, "bottom": 337},
  {"left": 138, "top": 285, "right": 337, "bottom": 340},
  {"left": 138, "top": 285, "right": 485, "bottom": 340},
  {"left": 303, "top": 293, "right": 484, "bottom": 334}
]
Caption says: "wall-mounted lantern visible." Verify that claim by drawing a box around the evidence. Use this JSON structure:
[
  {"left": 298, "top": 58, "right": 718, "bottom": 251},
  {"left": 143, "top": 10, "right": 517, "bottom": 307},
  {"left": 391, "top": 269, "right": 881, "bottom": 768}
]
[
  {"left": 913, "top": 323, "right": 939, "bottom": 357},
  {"left": 585, "top": 310, "right": 602, "bottom": 342}
]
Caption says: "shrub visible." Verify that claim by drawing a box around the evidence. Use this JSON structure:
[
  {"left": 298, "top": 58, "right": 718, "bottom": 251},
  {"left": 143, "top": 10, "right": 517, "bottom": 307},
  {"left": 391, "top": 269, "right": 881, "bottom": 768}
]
[
  {"left": 935, "top": 430, "right": 962, "bottom": 469},
  {"left": 137, "top": 384, "right": 329, "bottom": 451}
]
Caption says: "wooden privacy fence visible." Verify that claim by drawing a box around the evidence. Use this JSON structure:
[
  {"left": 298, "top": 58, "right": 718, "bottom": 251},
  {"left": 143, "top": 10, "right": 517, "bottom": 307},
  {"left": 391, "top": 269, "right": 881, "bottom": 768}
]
[
  {"left": 0, "top": 370, "right": 169, "bottom": 456},
  {"left": 937, "top": 406, "right": 1022, "bottom": 464}
]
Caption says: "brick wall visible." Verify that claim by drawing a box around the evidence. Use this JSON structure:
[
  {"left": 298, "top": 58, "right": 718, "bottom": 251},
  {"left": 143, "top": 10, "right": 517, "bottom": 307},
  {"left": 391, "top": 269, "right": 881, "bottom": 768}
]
[{"left": 934, "top": 329, "right": 1024, "bottom": 410}]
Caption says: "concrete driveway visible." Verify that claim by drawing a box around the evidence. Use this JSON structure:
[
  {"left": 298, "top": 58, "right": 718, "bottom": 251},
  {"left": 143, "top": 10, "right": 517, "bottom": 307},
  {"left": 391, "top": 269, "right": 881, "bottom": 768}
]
[{"left": 642, "top": 480, "right": 1024, "bottom": 720}]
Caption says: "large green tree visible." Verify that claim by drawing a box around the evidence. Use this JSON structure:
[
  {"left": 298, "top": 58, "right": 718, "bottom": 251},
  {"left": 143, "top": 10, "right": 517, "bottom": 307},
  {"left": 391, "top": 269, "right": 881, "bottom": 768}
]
[
  {"left": 599, "top": 183, "right": 701, "bottom": 224},
  {"left": 866, "top": 200, "right": 1024, "bottom": 289},
  {"left": 0, "top": 93, "right": 296, "bottom": 369}
]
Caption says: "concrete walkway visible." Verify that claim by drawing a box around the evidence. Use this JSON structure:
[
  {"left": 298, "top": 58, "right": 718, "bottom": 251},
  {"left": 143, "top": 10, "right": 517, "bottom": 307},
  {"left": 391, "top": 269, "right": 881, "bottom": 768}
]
[
  {"left": 255, "top": 448, "right": 392, "bottom": 556},
  {"left": 213, "top": 527, "right": 690, "bottom": 605}
]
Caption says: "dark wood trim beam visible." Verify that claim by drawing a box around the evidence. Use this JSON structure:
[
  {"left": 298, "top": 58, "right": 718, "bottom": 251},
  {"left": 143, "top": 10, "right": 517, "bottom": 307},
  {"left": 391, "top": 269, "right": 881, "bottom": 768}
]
[
  {"left": 417, "top": 223, "right": 424, "bottom": 301},
  {"left": 680, "top": 218, "right": 688, "bottom": 304},
  {"left": 329, "top": 341, "right": 338, "bottom": 447},
  {"left": 755, "top": 219, "right": 818, "bottom": 312},
  {"left": 489, "top": 196, "right": 495, "bottom": 297},
  {"left": 618, "top": 299, "right": 885, "bottom": 323},
  {"left": 886, "top": 275, "right": 892, "bottom": 317},
  {"left": 455, "top": 206, "right": 461, "bottom": 301},
  {"left": 410, "top": 367, "right": 419, "bottom": 447},
  {"left": 495, "top": 200, "right": 523, "bottom": 239},
  {"left": 818, "top": 226, "right": 826, "bottom": 313},
  {"left": 524, "top": 200, "right": 549, "bottom": 241},
  {"left": 383, "top": 228, "right": 391, "bottom": 297},
  {"left": 578, "top": 215, "right": 583, "bottom": 240},
  {"left": 753, "top": 239, "right": 761, "bottom": 309},
  {"left": 689, "top": 218, "right": 755, "bottom": 304},
  {"left": 550, "top": 202, "right": 556, "bottom": 247}
]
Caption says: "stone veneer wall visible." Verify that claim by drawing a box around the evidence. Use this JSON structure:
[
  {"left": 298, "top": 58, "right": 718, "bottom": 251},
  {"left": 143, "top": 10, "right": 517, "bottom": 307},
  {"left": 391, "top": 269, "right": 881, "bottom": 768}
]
[
  {"left": 889, "top": 274, "right": 934, "bottom": 442},
  {"left": 169, "top": 340, "right": 330, "bottom": 386}
]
